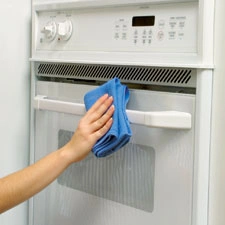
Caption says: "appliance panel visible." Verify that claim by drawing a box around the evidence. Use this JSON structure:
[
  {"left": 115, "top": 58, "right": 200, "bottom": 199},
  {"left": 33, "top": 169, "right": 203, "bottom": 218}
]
[{"left": 36, "top": 2, "right": 198, "bottom": 53}]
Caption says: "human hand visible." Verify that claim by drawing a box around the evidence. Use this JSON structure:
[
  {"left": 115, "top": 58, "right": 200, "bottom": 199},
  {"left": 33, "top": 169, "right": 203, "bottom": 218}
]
[{"left": 61, "top": 94, "right": 114, "bottom": 164}]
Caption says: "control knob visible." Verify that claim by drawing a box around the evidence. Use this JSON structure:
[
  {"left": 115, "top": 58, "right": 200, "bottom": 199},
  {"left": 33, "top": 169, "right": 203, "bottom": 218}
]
[
  {"left": 41, "top": 21, "right": 57, "bottom": 41},
  {"left": 57, "top": 20, "right": 73, "bottom": 41}
]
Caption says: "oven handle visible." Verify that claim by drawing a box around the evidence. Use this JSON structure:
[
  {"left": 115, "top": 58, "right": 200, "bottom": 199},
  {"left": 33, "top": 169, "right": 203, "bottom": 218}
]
[{"left": 33, "top": 95, "right": 192, "bottom": 129}]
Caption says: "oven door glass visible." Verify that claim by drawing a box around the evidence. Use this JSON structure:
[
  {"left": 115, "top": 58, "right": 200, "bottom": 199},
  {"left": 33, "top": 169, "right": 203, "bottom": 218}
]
[{"left": 32, "top": 81, "right": 195, "bottom": 225}]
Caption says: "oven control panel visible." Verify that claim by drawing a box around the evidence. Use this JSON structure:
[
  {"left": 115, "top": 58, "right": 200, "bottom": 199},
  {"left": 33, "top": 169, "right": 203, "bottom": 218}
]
[{"left": 35, "top": 2, "right": 198, "bottom": 53}]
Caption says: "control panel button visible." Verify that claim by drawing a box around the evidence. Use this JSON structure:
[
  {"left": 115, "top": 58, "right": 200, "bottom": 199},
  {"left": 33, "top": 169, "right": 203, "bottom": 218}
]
[
  {"left": 57, "top": 20, "right": 73, "bottom": 41},
  {"left": 41, "top": 21, "right": 57, "bottom": 41},
  {"left": 157, "top": 31, "right": 164, "bottom": 41}
]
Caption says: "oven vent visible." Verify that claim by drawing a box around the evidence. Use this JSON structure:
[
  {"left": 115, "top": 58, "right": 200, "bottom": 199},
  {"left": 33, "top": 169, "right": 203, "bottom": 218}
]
[{"left": 35, "top": 62, "right": 196, "bottom": 88}]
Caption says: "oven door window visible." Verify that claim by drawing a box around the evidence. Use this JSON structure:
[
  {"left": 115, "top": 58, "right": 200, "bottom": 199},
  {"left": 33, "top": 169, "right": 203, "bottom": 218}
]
[
  {"left": 32, "top": 81, "right": 195, "bottom": 225},
  {"left": 58, "top": 129, "right": 155, "bottom": 213}
]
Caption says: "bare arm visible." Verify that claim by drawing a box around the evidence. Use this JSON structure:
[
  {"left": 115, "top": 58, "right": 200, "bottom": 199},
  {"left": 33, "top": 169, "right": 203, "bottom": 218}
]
[{"left": 0, "top": 94, "right": 114, "bottom": 213}]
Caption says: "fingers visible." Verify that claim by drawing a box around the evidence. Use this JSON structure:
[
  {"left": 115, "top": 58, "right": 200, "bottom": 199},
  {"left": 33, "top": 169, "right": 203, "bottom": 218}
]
[
  {"left": 79, "top": 94, "right": 114, "bottom": 142},
  {"left": 95, "top": 117, "right": 113, "bottom": 139},
  {"left": 86, "top": 94, "right": 113, "bottom": 123},
  {"left": 92, "top": 104, "right": 114, "bottom": 133}
]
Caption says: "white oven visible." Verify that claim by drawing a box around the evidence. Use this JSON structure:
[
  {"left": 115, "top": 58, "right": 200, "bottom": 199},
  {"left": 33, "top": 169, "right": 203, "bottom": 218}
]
[
  {"left": 32, "top": 78, "right": 195, "bottom": 225},
  {"left": 30, "top": 0, "right": 215, "bottom": 225}
]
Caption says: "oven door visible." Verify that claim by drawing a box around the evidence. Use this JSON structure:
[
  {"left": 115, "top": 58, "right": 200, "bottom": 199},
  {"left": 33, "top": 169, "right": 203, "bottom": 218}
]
[{"left": 31, "top": 81, "right": 195, "bottom": 225}]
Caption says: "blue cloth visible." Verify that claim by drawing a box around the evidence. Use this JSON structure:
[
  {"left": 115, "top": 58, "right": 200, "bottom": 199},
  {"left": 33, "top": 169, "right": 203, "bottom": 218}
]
[{"left": 84, "top": 78, "right": 132, "bottom": 157}]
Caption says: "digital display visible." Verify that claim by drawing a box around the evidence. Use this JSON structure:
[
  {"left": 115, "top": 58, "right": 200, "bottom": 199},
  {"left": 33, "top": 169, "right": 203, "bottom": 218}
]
[{"left": 132, "top": 16, "right": 155, "bottom": 27}]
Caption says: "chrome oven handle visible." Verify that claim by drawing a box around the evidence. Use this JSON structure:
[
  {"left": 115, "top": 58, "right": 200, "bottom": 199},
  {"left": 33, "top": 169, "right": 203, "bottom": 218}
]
[{"left": 33, "top": 95, "right": 192, "bottom": 129}]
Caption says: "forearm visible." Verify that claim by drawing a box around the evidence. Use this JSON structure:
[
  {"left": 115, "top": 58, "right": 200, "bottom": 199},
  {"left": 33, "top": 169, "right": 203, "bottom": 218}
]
[
  {"left": 0, "top": 146, "right": 70, "bottom": 214},
  {"left": 0, "top": 94, "right": 114, "bottom": 214}
]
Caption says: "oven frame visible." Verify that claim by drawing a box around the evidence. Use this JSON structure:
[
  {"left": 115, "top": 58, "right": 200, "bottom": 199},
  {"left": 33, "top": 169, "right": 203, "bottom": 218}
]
[
  {"left": 29, "top": 0, "right": 216, "bottom": 224},
  {"left": 29, "top": 61, "right": 213, "bottom": 225}
]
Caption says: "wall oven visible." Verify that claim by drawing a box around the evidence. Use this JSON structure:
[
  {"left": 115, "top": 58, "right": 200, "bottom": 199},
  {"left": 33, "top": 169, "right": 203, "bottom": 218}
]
[{"left": 30, "top": 0, "right": 214, "bottom": 225}]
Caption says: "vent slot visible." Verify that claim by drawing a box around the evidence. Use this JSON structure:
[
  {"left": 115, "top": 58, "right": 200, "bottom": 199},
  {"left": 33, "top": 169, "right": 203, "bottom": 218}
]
[{"left": 35, "top": 62, "right": 196, "bottom": 88}]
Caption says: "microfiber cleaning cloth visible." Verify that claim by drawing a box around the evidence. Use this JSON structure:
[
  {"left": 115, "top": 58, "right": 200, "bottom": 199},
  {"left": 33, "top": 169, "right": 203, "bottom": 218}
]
[{"left": 84, "top": 77, "right": 132, "bottom": 157}]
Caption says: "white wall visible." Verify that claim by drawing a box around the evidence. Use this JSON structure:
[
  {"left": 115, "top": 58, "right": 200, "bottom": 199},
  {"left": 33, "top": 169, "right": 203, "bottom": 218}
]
[{"left": 0, "top": 1, "right": 31, "bottom": 225}]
